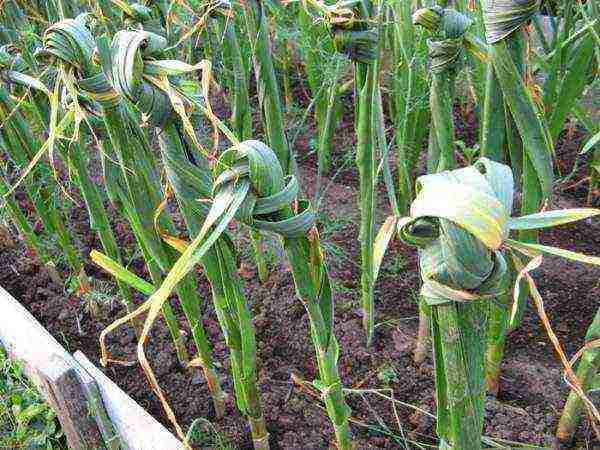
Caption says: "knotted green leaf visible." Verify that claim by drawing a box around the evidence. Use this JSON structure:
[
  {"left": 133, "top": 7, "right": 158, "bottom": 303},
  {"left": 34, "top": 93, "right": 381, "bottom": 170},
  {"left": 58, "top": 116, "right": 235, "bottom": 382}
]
[
  {"left": 413, "top": 6, "right": 472, "bottom": 73},
  {"left": 395, "top": 157, "right": 600, "bottom": 303},
  {"left": 483, "top": 0, "right": 540, "bottom": 44},
  {"left": 385, "top": 158, "right": 600, "bottom": 448},
  {"left": 332, "top": 28, "right": 378, "bottom": 63}
]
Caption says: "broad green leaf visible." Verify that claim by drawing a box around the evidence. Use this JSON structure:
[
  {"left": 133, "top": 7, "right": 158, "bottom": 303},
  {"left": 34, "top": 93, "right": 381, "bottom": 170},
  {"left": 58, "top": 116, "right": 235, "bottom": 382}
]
[
  {"left": 411, "top": 178, "right": 507, "bottom": 249},
  {"left": 508, "top": 209, "right": 600, "bottom": 230},
  {"left": 90, "top": 250, "right": 155, "bottom": 295},
  {"left": 5, "top": 71, "right": 49, "bottom": 95},
  {"left": 373, "top": 215, "right": 398, "bottom": 282},
  {"left": 580, "top": 130, "right": 600, "bottom": 155},
  {"left": 506, "top": 239, "right": 600, "bottom": 266}
]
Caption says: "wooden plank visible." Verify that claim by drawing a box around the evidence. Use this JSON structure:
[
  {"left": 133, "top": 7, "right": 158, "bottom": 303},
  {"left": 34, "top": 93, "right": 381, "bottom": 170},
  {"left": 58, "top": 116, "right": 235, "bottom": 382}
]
[
  {"left": 0, "top": 286, "right": 71, "bottom": 386},
  {"left": 37, "top": 355, "right": 104, "bottom": 449},
  {"left": 0, "top": 286, "right": 182, "bottom": 450},
  {"left": 0, "top": 287, "right": 107, "bottom": 448},
  {"left": 70, "top": 356, "right": 122, "bottom": 450},
  {"left": 74, "top": 351, "right": 183, "bottom": 450}
]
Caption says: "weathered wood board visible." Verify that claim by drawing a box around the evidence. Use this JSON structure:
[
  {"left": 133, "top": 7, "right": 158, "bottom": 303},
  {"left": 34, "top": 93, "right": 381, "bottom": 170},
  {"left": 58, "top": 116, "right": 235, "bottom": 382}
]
[
  {"left": 0, "top": 286, "right": 183, "bottom": 450},
  {"left": 74, "top": 351, "right": 184, "bottom": 450}
]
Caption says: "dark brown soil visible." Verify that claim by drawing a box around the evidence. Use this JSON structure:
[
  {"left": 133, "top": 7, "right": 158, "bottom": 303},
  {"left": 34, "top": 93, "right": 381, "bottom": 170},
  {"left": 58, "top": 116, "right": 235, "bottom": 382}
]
[{"left": 1, "top": 104, "right": 599, "bottom": 449}]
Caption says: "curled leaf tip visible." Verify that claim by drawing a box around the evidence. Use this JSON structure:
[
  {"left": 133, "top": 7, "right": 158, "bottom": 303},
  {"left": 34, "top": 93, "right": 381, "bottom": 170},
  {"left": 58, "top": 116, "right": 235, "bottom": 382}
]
[
  {"left": 412, "top": 7, "right": 443, "bottom": 32},
  {"left": 332, "top": 28, "right": 378, "bottom": 63}
]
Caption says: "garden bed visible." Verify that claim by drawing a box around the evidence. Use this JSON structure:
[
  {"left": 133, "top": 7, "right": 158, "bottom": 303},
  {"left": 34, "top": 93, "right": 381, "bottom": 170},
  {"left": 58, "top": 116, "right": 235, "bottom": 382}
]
[{"left": 1, "top": 120, "right": 599, "bottom": 448}]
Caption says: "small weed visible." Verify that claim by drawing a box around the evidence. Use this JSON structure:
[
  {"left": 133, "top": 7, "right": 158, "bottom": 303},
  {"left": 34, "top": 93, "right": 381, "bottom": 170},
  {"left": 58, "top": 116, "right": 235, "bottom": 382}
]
[
  {"left": 383, "top": 254, "right": 407, "bottom": 277},
  {"left": 331, "top": 278, "right": 354, "bottom": 297},
  {"left": 0, "top": 347, "right": 66, "bottom": 449},
  {"left": 376, "top": 363, "right": 398, "bottom": 385},
  {"left": 455, "top": 140, "right": 480, "bottom": 166},
  {"left": 186, "top": 417, "right": 235, "bottom": 449},
  {"left": 89, "top": 279, "right": 119, "bottom": 308}
]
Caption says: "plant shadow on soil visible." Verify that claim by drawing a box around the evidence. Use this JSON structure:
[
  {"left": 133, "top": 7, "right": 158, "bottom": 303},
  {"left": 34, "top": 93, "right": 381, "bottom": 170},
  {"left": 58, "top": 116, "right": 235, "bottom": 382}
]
[{"left": 1, "top": 105, "right": 599, "bottom": 449}]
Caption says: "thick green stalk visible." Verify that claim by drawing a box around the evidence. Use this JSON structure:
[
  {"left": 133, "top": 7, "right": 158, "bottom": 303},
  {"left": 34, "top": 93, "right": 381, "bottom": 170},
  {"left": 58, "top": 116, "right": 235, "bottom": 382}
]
[
  {"left": 243, "top": 0, "right": 291, "bottom": 174},
  {"left": 158, "top": 124, "right": 263, "bottom": 433},
  {"left": 216, "top": 243, "right": 267, "bottom": 449},
  {"left": 480, "top": 40, "right": 512, "bottom": 394},
  {"left": 412, "top": 5, "right": 471, "bottom": 364},
  {"left": 107, "top": 20, "right": 261, "bottom": 438},
  {"left": 428, "top": 72, "right": 457, "bottom": 172},
  {"left": 283, "top": 238, "right": 353, "bottom": 449},
  {"left": 419, "top": 227, "right": 492, "bottom": 450},
  {"left": 480, "top": 64, "right": 506, "bottom": 163},
  {"left": 222, "top": 14, "right": 269, "bottom": 283},
  {"left": 555, "top": 308, "right": 600, "bottom": 447},
  {"left": 100, "top": 104, "right": 190, "bottom": 366},
  {"left": 355, "top": 58, "right": 377, "bottom": 346},
  {"left": 413, "top": 6, "right": 471, "bottom": 174},
  {"left": 432, "top": 299, "right": 488, "bottom": 449},
  {"left": 171, "top": 140, "right": 353, "bottom": 449},
  {"left": 483, "top": 3, "right": 554, "bottom": 200},
  {"left": 481, "top": 33, "right": 521, "bottom": 396},
  {"left": 481, "top": 0, "right": 554, "bottom": 393},
  {"left": 404, "top": 13, "right": 494, "bottom": 444},
  {"left": 486, "top": 2, "right": 552, "bottom": 330},
  {"left": 396, "top": 161, "right": 520, "bottom": 449},
  {"left": 241, "top": 142, "right": 353, "bottom": 447},
  {"left": 329, "top": 0, "right": 380, "bottom": 347}
]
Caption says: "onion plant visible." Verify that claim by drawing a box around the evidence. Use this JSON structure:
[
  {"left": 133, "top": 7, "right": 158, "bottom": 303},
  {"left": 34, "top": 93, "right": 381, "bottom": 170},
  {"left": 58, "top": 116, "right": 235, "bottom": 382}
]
[
  {"left": 37, "top": 14, "right": 194, "bottom": 366},
  {"left": 110, "top": 3, "right": 269, "bottom": 439},
  {"left": 3, "top": 48, "right": 136, "bottom": 317},
  {"left": 111, "top": 138, "right": 354, "bottom": 449},
  {"left": 35, "top": 15, "right": 240, "bottom": 419},
  {"left": 317, "top": 0, "right": 380, "bottom": 346},
  {"left": 480, "top": 0, "right": 555, "bottom": 395},
  {"left": 105, "top": 28, "right": 268, "bottom": 446},
  {"left": 55, "top": 9, "right": 268, "bottom": 442},
  {"left": 216, "top": 2, "right": 269, "bottom": 283},
  {"left": 413, "top": 6, "right": 470, "bottom": 173},
  {"left": 410, "top": 5, "right": 472, "bottom": 364},
  {"left": 555, "top": 307, "right": 600, "bottom": 447},
  {"left": 378, "top": 157, "right": 600, "bottom": 449}
]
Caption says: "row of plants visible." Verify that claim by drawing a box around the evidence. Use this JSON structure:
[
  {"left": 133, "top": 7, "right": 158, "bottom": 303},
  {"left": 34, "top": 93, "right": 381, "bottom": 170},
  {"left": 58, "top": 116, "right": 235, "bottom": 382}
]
[{"left": 0, "top": 0, "right": 598, "bottom": 448}]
